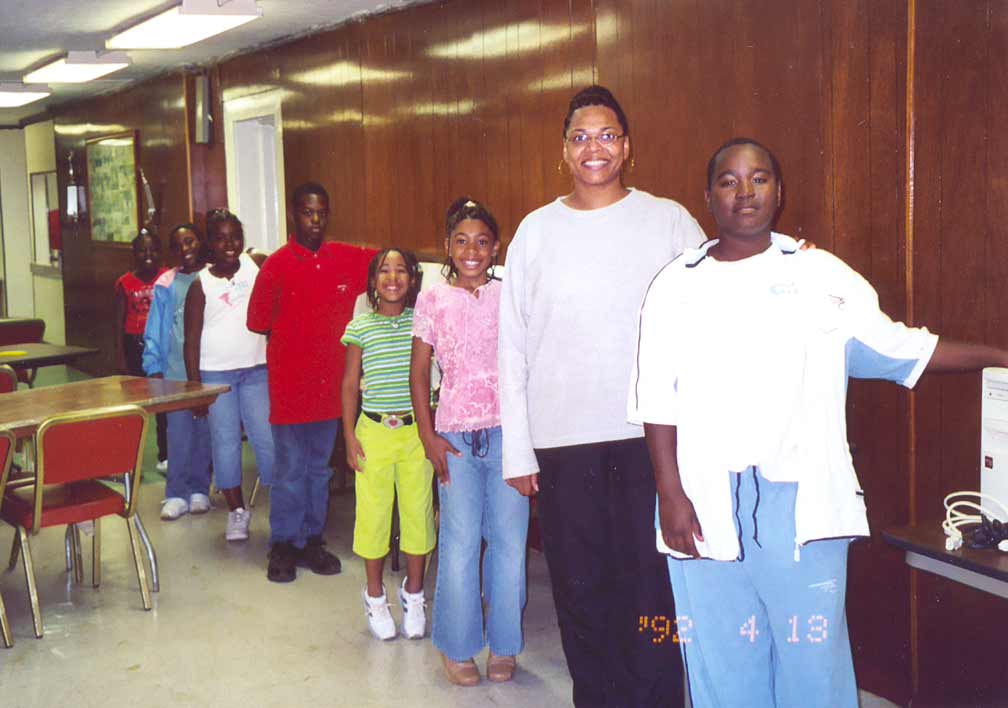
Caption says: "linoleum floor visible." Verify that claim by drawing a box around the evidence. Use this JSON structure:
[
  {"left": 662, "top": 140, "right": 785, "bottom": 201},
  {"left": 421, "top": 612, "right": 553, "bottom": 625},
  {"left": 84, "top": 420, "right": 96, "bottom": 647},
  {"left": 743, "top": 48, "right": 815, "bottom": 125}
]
[{"left": 0, "top": 368, "right": 900, "bottom": 708}]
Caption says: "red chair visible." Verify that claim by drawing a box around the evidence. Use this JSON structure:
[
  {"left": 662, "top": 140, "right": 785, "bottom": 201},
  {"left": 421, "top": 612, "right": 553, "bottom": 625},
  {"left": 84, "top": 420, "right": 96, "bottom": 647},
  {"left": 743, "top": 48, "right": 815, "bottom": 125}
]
[
  {"left": 0, "top": 429, "right": 15, "bottom": 647},
  {"left": 1, "top": 405, "right": 151, "bottom": 638},
  {"left": 0, "top": 319, "right": 45, "bottom": 386},
  {"left": 0, "top": 364, "right": 30, "bottom": 494},
  {"left": 0, "top": 365, "right": 16, "bottom": 394}
]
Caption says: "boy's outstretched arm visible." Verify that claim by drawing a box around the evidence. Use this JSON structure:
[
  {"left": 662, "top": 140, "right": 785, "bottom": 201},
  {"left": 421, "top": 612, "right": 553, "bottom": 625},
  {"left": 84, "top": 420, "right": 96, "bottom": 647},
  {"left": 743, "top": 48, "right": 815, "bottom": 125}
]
[
  {"left": 926, "top": 339, "right": 1008, "bottom": 373},
  {"left": 644, "top": 423, "right": 704, "bottom": 558}
]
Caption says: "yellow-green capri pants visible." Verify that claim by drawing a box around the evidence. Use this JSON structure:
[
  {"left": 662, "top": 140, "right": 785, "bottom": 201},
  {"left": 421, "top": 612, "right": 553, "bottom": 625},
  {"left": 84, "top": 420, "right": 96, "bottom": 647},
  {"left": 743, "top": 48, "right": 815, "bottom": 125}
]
[{"left": 352, "top": 413, "right": 436, "bottom": 559}]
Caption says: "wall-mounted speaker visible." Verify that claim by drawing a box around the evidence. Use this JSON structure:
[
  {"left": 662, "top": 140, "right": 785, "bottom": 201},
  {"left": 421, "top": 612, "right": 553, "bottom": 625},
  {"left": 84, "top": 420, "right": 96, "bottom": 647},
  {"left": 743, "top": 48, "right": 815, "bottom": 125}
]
[{"left": 194, "top": 73, "right": 211, "bottom": 145}]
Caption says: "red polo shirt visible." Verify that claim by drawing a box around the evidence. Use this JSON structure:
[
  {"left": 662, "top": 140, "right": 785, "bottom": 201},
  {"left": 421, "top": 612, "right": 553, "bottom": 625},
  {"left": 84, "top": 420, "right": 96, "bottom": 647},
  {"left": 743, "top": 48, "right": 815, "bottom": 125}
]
[{"left": 247, "top": 239, "right": 377, "bottom": 424}]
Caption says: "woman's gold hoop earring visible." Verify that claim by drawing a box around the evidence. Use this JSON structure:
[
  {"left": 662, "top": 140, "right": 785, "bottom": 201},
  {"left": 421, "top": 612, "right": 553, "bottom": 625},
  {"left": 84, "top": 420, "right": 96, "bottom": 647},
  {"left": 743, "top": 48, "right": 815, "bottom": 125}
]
[
  {"left": 557, "top": 159, "right": 566, "bottom": 175},
  {"left": 628, "top": 157, "right": 636, "bottom": 171}
]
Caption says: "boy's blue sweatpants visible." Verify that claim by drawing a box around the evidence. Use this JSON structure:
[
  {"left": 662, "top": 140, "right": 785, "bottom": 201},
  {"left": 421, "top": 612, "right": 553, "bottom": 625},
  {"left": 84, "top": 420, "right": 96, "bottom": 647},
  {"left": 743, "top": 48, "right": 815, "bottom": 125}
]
[{"left": 666, "top": 467, "right": 858, "bottom": 708}]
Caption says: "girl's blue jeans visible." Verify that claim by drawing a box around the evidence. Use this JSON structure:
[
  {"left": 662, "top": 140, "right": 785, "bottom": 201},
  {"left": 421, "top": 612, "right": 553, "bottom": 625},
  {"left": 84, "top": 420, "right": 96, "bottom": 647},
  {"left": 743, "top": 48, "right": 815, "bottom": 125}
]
[
  {"left": 164, "top": 409, "right": 211, "bottom": 500},
  {"left": 201, "top": 365, "right": 274, "bottom": 491},
  {"left": 432, "top": 426, "right": 529, "bottom": 660}
]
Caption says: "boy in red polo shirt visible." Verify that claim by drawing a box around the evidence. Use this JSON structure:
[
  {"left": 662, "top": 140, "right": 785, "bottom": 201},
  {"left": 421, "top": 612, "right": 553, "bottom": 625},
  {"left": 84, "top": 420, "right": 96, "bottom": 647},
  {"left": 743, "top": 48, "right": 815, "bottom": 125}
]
[{"left": 248, "top": 182, "right": 377, "bottom": 582}]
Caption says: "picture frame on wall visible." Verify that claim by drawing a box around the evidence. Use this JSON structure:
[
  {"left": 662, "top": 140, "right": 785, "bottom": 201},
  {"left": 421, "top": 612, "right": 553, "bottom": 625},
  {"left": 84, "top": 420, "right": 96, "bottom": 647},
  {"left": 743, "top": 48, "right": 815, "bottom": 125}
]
[{"left": 85, "top": 130, "right": 139, "bottom": 244}]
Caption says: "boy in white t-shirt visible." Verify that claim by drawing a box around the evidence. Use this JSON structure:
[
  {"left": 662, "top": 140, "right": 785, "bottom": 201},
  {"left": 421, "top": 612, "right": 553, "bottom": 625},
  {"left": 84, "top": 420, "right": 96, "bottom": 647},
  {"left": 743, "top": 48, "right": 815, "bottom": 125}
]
[{"left": 629, "top": 138, "right": 1008, "bottom": 708}]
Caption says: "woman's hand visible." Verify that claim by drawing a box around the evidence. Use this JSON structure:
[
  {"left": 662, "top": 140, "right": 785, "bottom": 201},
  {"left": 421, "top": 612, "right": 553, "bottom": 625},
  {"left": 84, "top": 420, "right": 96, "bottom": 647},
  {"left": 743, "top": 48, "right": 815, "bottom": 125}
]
[
  {"left": 421, "top": 433, "right": 461, "bottom": 485},
  {"left": 506, "top": 473, "right": 539, "bottom": 497},
  {"left": 346, "top": 435, "right": 366, "bottom": 472},
  {"left": 657, "top": 489, "right": 704, "bottom": 558}
]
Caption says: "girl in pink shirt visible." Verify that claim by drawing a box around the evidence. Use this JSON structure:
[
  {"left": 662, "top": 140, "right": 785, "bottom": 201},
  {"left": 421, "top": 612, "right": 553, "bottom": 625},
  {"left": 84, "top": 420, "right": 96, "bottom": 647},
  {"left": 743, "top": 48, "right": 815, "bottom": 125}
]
[{"left": 411, "top": 197, "right": 529, "bottom": 687}]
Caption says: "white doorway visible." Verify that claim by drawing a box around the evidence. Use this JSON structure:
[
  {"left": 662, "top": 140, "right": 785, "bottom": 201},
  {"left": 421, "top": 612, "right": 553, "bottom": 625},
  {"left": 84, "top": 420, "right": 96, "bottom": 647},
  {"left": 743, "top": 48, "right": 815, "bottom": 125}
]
[{"left": 222, "top": 90, "right": 286, "bottom": 252}]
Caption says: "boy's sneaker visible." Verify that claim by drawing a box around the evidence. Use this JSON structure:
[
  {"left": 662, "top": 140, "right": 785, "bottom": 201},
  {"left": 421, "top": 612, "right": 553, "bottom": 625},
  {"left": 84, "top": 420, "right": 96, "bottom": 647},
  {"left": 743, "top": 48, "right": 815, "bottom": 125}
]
[
  {"left": 296, "top": 535, "right": 341, "bottom": 575},
  {"left": 189, "top": 493, "right": 211, "bottom": 514},
  {"left": 160, "top": 497, "right": 188, "bottom": 520},
  {"left": 363, "top": 587, "right": 397, "bottom": 640},
  {"left": 225, "top": 508, "right": 251, "bottom": 541},
  {"left": 155, "top": 459, "right": 168, "bottom": 473},
  {"left": 267, "top": 542, "right": 298, "bottom": 583},
  {"left": 398, "top": 576, "right": 427, "bottom": 639}
]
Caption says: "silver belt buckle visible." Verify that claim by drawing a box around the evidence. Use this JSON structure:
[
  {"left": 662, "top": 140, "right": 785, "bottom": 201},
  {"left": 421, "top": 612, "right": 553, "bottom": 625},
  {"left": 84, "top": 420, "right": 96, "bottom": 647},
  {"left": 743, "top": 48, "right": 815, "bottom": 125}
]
[{"left": 383, "top": 415, "right": 403, "bottom": 430}]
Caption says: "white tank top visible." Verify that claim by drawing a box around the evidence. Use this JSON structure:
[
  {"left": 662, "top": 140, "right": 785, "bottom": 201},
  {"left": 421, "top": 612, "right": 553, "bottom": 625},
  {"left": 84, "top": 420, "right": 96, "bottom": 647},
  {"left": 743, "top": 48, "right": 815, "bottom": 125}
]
[{"left": 198, "top": 253, "right": 267, "bottom": 371}]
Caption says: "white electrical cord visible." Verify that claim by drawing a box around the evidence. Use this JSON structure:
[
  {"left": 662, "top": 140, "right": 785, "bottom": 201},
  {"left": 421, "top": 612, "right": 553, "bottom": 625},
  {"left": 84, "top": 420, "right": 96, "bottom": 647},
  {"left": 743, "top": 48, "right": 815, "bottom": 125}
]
[{"left": 942, "top": 491, "right": 1008, "bottom": 552}]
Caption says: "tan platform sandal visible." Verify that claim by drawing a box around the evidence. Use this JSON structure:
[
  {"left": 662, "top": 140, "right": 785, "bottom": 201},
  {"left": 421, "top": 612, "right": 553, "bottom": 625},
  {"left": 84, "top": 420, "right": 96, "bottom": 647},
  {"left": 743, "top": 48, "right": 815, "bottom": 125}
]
[
  {"left": 441, "top": 653, "right": 480, "bottom": 686},
  {"left": 486, "top": 653, "right": 517, "bottom": 682}
]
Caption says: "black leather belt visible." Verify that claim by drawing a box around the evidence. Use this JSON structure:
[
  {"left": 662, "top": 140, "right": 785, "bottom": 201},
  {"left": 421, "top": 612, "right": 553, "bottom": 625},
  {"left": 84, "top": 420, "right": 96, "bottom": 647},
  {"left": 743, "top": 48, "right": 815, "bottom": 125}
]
[{"left": 362, "top": 410, "right": 414, "bottom": 428}]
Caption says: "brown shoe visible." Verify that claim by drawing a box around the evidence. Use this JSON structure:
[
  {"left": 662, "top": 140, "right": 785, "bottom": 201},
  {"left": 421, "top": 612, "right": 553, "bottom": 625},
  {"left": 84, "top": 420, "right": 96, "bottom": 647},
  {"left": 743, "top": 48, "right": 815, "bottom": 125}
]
[
  {"left": 486, "top": 653, "right": 517, "bottom": 682},
  {"left": 441, "top": 653, "right": 480, "bottom": 686}
]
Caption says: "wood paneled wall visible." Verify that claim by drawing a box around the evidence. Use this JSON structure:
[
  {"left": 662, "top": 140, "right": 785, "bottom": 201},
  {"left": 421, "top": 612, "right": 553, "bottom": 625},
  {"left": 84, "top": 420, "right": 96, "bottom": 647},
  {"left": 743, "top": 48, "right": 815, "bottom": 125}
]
[
  {"left": 212, "top": 0, "right": 597, "bottom": 258},
  {"left": 911, "top": 2, "right": 1008, "bottom": 704},
  {"left": 54, "top": 73, "right": 190, "bottom": 375},
  {"left": 50, "top": 1, "right": 1008, "bottom": 704}
]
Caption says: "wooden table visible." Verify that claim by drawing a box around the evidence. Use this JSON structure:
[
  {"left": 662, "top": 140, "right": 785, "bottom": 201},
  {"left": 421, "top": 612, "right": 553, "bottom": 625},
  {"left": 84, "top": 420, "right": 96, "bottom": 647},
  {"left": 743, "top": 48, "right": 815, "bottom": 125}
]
[
  {"left": 0, "top": 375, "right": 229, "bottom": 594},
  {"left": 883, "top": 524, "right": 1008, "bottom": 599},
  {"left": 0, "top": 342, "right": 97, "bottom": 371},
  {"left": 0, "top": 375, "right": 226, "bottom": 439}
]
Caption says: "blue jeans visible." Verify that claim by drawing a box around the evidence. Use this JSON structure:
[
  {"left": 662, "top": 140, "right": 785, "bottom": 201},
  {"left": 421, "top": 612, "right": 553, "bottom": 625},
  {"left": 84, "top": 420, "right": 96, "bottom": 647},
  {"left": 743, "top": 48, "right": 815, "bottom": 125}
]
[
  {"left": 667, "top": 468, "right": 856, "bottom": 708},
  {"left": 269, "top": 419, "right": 340, "bottom": 548},
  {"left": 432, "top": 427, "right": 529, "bottom": 660},
  {"left": 164, "top": 409, "right": 212, "bottom": 500},
  {"left": 201, "top": 366, "right": 274, "bottom": 490}
]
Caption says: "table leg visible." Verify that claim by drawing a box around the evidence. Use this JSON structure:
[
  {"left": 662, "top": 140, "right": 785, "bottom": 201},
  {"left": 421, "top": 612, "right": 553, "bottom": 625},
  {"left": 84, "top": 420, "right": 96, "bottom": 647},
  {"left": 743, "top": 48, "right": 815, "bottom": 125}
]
[
  {"left": 64, "top": 526, "right": 72, "bottom": 571},
  {"left": 132, "top": 514, "right": 159, "bottom": 593},
  {"left": 123, "top": 472, "right": 159, "bottom": 593}
]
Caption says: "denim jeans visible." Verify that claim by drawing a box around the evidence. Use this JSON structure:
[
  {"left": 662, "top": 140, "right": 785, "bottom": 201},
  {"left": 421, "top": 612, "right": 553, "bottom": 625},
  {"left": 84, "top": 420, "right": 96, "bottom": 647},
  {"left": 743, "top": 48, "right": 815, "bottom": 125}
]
[
  {"left": 201, "top": 365, "right": 274, "bottom": 490},
  {"left": 164, "top": 409, "right": 212, "bottom": 500},
  {"left": 269, "top": 419, "right": 340, "bottom": 548},
  {"left": 432, "top": 427, "right": 529, "bottom": 661}
]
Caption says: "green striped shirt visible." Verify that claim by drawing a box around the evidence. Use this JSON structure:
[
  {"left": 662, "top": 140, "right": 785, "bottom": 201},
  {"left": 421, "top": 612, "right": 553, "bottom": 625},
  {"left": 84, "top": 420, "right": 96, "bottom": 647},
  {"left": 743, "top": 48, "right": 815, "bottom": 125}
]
[{"left": 341, "top": 308, "right": 415, "bottom": 413}]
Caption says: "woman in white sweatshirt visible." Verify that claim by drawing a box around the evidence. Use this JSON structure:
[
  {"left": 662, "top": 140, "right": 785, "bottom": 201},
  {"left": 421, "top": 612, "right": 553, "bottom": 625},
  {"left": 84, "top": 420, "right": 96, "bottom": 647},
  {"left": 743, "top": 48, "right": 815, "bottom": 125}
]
[{"left": 497, "top": 85, "right": 705, "bottom": 708}]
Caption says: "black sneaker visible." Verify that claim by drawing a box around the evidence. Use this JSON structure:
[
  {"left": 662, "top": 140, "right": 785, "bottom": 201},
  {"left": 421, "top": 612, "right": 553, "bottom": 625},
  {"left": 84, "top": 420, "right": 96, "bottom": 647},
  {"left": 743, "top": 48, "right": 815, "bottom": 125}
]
[
  {"left": 267, "top": 541, "right": 298, "bottom": 583},
  {"left": 297, "top": 536, "right": 342, "bottom": 575}
]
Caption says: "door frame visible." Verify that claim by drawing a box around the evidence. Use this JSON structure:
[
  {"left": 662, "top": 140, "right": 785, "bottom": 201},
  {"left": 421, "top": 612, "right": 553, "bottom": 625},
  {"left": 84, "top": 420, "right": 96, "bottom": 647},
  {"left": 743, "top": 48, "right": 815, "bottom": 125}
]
[{"left": 221, "top": 89, "right": 287, "bottom": 249}]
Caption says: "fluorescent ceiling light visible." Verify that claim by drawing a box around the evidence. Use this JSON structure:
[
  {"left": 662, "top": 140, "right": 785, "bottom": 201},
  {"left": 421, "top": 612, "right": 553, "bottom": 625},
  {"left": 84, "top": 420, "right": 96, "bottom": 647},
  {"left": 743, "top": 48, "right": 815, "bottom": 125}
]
[
  {"left": 0, "top": 83, "right": 51, "bottom": 108},
  {"left": 107, "top": 0, "right": 262, "bottom": 49},
  {"left": 24, "top": 51, "right": 130, "bottom": 84}
]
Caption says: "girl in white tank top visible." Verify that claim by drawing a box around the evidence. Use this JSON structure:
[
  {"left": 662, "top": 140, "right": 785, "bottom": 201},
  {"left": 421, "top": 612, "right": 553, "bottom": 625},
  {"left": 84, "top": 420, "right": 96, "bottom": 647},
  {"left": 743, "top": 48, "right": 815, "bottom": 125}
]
[{"left": 183, "top": 211, "right": 274, "bottom": 543}]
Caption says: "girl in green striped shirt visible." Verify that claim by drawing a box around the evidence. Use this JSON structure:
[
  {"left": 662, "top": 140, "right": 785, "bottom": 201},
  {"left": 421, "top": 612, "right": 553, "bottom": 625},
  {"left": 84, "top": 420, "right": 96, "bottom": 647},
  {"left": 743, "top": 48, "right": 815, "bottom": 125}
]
[{"left": 341, "top": 248, "right": 436, "bottom": 641}]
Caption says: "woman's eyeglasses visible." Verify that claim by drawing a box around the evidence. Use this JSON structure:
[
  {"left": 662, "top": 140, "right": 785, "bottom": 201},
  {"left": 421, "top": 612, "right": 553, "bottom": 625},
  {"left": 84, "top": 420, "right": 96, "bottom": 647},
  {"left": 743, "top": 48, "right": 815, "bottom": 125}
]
[{"left": 566, "top": 132, "right": 625, "bottom": 148}]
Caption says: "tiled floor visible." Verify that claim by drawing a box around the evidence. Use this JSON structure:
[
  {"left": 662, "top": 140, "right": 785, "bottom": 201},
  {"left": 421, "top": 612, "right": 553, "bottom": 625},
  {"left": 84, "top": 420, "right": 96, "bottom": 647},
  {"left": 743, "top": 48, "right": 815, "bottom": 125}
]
[{"left": 0, "top": 368, "right": 901, "bottom": 707}]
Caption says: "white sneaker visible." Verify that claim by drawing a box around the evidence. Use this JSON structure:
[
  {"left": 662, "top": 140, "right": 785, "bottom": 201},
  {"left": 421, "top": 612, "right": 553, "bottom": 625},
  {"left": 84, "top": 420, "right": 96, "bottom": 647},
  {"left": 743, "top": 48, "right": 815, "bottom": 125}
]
[
  {"left": 362, "top": 586, "right": 397, "bottom": 640},
  {"left": 398, "top": 577, "right": 427, "bottom": 639},
  {"left": 155, "top": 459, "right": 168, "bottom": 473},
  {"left": 189, "top": 493, "right": 211, "bottom": 514},
  {"left": 160, "top": 497, "right": 189, "bottom": 520},
  {"left": 225, "top": 508, "right": 251, "bottom": 541}
]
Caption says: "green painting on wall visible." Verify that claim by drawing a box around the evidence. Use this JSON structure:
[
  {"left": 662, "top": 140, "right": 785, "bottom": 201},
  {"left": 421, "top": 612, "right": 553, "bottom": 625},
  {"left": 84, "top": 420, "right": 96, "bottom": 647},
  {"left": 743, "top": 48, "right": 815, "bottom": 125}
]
[{"left": 85, "top": 131, "right": 138, "bottom": 244}]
